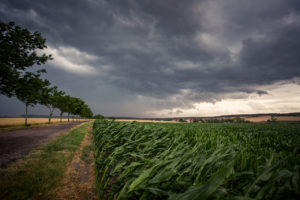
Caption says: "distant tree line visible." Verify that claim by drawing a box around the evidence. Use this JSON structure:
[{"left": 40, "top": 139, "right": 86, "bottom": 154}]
[
  {"left": 93, "top": 114, "right": 105, "bottom": 119},
  {"left": 194, "top": 117, "right": 250, "bottom": 123},
  {"left": 177, "top": 117, "right": 251, "bottom": 123},
  {"left": 0, "top": 21, "right": 93, "bottom": 125}
]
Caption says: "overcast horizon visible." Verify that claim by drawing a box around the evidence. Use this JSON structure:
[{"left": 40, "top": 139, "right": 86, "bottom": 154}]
[{"left": 1, "top": 0, "right": 300, "bottom": 118}]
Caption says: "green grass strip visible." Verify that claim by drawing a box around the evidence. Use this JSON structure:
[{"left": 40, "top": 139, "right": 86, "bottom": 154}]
[{"left": 0, "top": 122, "right": 91, "bottom": 200}]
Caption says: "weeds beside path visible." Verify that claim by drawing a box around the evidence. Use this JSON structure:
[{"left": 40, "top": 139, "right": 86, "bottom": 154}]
[
  {"left": 0, "top": 121, "right": 91, "bottom": 200},
  {"left": 53, "top": 125, "right": 97, "bottom": 200}
]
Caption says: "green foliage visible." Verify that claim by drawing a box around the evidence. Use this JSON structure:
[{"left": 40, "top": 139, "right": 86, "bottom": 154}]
[
  {"left": 15, "top": 71, "right": 51, "bottom": 125},
  {"left": 94, "top": 114, "right": 105, "bottom": 119},
  {"left": 0, "top": 21, "right": 94, "bottom": 120},
  {"left": 203, "top": 117, "right": 250, "bottom": 123},
  {"left": 66, "top": 97, "right": 93, "bottom": 119},
  {"left": 15, "top": 72, "right": 50, "bottom": 108},
  {"left": 93, "top": 120, "right": 300, "bottom": 199},
  {"left": 0, "top": 21, "right": 52, "bottom": 97},
  {"left": 39, "top": 85, "right": 65, "bottom": 123},
  {"left": 178, "top": 118, "right": 186, "bottom": 122}
]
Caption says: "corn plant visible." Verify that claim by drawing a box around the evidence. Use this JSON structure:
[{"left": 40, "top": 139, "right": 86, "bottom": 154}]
[{"left": 93, "top": 120, "right": 300, "bottom": 200}]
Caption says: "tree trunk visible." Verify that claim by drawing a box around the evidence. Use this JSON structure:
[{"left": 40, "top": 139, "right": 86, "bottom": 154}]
[
  {"left": 48, "top": 107, "right": 54, "bottom": 124},
  {"left": 60, "top": 111, "right": 63, "bottom": 122},
  {"left": 25, "top": 104, "right": 28, "bottom": 126}
]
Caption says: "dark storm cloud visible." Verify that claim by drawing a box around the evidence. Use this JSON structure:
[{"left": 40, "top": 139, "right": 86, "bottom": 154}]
[{"left": 1, "top": 0, "right": 300, "bottom": 115}]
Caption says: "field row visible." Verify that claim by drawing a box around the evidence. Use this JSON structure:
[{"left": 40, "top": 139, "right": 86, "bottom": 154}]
[{"left": 93, "top": 120, "right": 300, "bottom": 199}]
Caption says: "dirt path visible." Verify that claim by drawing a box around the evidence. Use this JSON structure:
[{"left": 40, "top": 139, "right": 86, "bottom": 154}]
[
  {"left": 0, "top": 122, "right": 84, "bottom": 167},
  {"left": 53, "top": 126, "right": 97, "bottom": 200}
]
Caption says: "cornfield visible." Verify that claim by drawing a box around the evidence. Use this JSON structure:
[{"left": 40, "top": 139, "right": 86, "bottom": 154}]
[{"left": 93, "top": 120, "right": 300, "bottom": 199}]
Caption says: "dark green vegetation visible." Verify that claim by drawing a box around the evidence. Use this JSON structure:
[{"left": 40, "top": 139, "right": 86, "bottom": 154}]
[
  {"left": 80, "top": 143, "right": 94, "bottom": 164},
  {"left": 93, "top": 120, "right": 300, "bottom": 200},
  {"left": 0, "top": 21, "right": 51, "bottom": 97},
  {"left": 0, "top": 21, "right": 93, "bottom": 125},
  {"left": 94, "top": 114, "right": 105, "bottom": 119},
  {"left": 0, "top": 122, "right": 91, "bottom": 200},
  {"left": 80, "top": 130, "right": 95, "bottom": 164}
]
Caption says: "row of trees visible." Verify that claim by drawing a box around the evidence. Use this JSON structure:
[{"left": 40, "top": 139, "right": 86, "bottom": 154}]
[
  {"left": 192, "top": 117, "right": 251, "bottom": 123},
  {"left": 176, "top": 117, "right": 251, "bottom": 123},
  {"left": 0, "top": 21, "right": 93, "bottom": 125}
]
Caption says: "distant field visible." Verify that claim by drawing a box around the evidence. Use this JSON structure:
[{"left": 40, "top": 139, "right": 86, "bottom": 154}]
[
  {"left": 0, "top": 118, "right": 79, "bottom": 126},
  {"left": 116, "top": 119, "right": 176, "bottom": 123},
  {"left": 116, "top": 116, "right": 300, "bottom": 123},
  {"left": 244, "top": 115, "right": 300, "bottom": 123}
]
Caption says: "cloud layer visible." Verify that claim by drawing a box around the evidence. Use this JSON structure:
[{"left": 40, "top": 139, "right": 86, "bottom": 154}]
[{"left": 1, "top": 0, "right": 300, "bottom": 116}]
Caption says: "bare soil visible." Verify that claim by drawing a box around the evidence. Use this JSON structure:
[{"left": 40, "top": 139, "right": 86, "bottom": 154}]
[
  {"left": 0, "top": 122, "right": 84, "bottom": 167},
  {"left": 53, "top": 127, "right": 97, "bottom": 200}
]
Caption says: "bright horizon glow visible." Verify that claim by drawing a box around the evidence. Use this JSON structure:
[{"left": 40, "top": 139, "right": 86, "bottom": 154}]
[{"left": 148, "top": 82, "right": 300, "bottom": 117}]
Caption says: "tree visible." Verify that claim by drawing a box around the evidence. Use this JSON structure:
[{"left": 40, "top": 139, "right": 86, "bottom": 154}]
[
  {"left": 94, "top": 114, "right": 105, "bottom": 119},
  {"left": 179, "top": 118, "right": 186, "bottom": 122},
  {"left": 58, "top": 95, "right": 72, "bottom": 122},
  {"left": 56, "top": 94, "right": 70, "bottom": 122},
  {"left": 65, "top": 97, "right": 83, "bottom": 122},
  {"left": 15, "top": 72, "right": 50, "bottom": 126},
  {"left": 40, "top": 86, "right": 65, "bottom": 124},
  {"left": 79, "top": 104, "right": 93, "bottom": 119},
  {"left": 71, "top": 98, "right": 85, "bottom": 121},
  {"left": 0, "top": 21, "right": 52, "bottom": 97}
]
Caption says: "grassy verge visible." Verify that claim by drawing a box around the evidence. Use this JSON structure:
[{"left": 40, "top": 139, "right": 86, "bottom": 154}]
[
  {"left": 80, "top": 133, "right": 94, "bottom": 165},
  {"left": 0, "top": 121, "right": 92, "bottom": 200}
]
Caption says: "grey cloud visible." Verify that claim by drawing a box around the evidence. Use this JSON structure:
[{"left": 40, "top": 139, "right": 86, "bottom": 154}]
[{"left": 1, "top": 0, "right": 300, "bottom": 116}]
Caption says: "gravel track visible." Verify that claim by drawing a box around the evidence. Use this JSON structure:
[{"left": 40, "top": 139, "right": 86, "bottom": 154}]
[{"left": 0, "top": 122, "right": 84, "bottom": 167}]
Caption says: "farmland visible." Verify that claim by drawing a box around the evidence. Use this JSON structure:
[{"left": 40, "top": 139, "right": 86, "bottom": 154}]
[
  {"left": 0, "top": 117, "right": 68, "bottom": 126},
  {"left": 0, "top": 117, "right": 87, "bottom": 126},
  {"left": 93, "top": 120, "right": 300, "bottom": 199}
]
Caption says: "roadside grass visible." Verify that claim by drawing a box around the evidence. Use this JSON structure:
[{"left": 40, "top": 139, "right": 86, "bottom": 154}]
[
  {"left": 80, "top": 144, "right": 94, "bottom": 164},
  {"left": 0, "top": 121, "right": 92, "bottom": 200},
  {"left": 79, "top": 127, "right": 95, "bottom": 164}
]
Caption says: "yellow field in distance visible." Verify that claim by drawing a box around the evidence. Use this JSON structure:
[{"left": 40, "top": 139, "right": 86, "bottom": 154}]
[
  {"left": 0, "top": 118, "right": 77, "bottom": 126},
  {"left": 244, "top": 116, "right": 300, "bottom": 123}
]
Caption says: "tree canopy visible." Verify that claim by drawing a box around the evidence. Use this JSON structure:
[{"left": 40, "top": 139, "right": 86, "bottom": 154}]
[
  {"left": 15, "top": 71, "right": 50, "bottom": 125},
  {"left": 0, "top": 21, "right": 94, "bottom": 124},
  {"left": 94, "top": 114, "right": 105, "bottom": 119},
  {"left": 0, "top": 21, "right": 52, "bottom": 97}
]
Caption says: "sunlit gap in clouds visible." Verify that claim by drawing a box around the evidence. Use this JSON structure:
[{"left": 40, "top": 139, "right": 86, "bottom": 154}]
[
  {"left": 41, "top": 46, "right": 100, "bottom": 75},
  {"left": 146, "top": 82, "right": 300, "bottom": 117}
]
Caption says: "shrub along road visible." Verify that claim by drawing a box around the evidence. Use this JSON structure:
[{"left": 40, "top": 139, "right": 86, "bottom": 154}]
[{"left": 0, "top": 122, "right": 85, "bottom": 167}]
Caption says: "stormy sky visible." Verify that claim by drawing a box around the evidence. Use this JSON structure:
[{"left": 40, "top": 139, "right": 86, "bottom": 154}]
[{"left": 1, "top": 0, "right": 300, "bottom": 117}]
